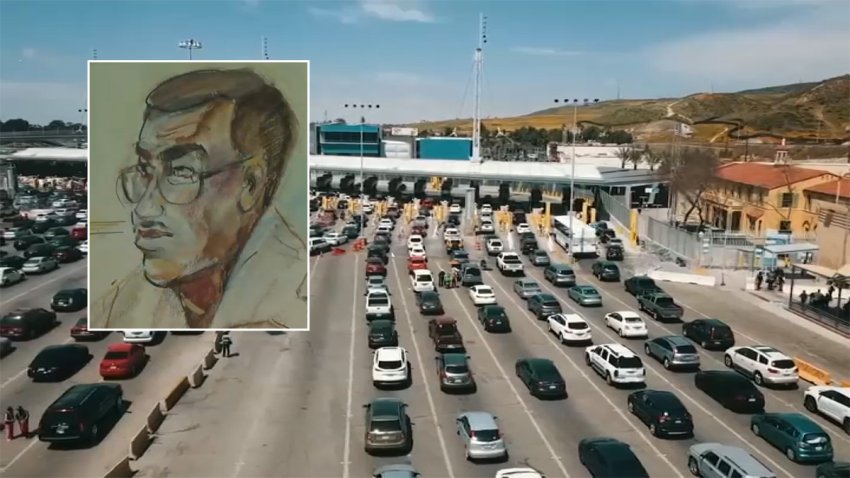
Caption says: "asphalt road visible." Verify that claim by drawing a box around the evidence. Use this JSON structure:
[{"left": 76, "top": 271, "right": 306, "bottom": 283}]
[
  {"left": 130, "top": 215, "right": 850, "bottom": 478},
  {"left": 0, "top": 239, "right": 215, "bottom": 477}
]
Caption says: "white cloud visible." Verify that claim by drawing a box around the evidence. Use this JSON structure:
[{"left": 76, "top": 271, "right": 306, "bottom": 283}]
[
  {"left": 21, "top": 48, "right": 37, "bottom": 60},
  {"left": 510, "top": 47, "right": 584, "bottom": 57},
  {"left": 644, "top": 9, "right": 850, "bottom": 85},
  {"left": 308, "top": 0, "right": 435, "bottom": 24}
]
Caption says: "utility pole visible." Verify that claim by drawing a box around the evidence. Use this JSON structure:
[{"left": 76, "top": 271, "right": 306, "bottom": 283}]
[
  {"left": 471, "top": 13, "right": 487, "bottom": 163},
  {"left": 344, "top": 103, "right": 380, "bottom": 233}
]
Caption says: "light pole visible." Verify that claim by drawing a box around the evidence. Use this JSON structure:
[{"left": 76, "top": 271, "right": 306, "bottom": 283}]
[
  {"left": 344, "top": 103, "right": 380, "bottom": 233},
  {"left": 77, "top": 109, "right": 87, "bottom": 133},
  {"left": 553, "top": 98, "right": 599, "bottom": 262},
  {"left": 178, "top": 39, "right": 203, "bottom": 60}
]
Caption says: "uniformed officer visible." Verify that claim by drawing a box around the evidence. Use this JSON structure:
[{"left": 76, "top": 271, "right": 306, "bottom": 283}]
[
  {"left": 4, "top": 406, "right": 15, "bottom": 441},
  {"left": 220, "top": 334, "right": 233, "bottom": 358},
  {"left": 15, "top": 406, "right": 30, "bottom": 438}
]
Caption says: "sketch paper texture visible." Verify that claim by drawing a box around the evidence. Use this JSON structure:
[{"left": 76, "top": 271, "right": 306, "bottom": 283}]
[{"left": 87, "top": 61, "right": 309, "bottom": 330}]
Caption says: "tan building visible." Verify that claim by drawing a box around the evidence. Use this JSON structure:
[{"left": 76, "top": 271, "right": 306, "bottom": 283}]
[
  {"left": 804, "top": 178, "right": 850, "bottom": 269},
  {"left": 700, "top": 162, "right": 837, "bottom": 235}
]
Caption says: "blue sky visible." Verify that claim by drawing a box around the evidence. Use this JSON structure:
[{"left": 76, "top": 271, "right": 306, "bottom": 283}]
[{"left": 1, "top": 0, "right": 848, "bottom": 125}]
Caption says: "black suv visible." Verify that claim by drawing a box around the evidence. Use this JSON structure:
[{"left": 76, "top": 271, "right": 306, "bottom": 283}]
[
  {"left": 627, "top": 390, "right": 694, "bottom": 438},
  {"left": 25, "top": 243, "right": 56, "bottom": 259},
  {"left": 682, "top": 318, "right": 735, "bottom": 350},
  {"left": 694, "top": 370, "right": 764, "bottom": 413},
  {"left": 527, "top": 293, "right": 562, "bottom": 320},
  {"left": 14, "top": 235, "right": 44, "bottom": 251},
  {"left": 51, "top": 288, "right": 88, "bottom": 312},
  {"left": 592, "top": 261, "right": 621, "bottom": 281},
  {"left": 0, "top": 308, "right": 57, "bottom": 340},
  {"left": 416, "top": 291, "right": 444, "bottom": 315},
  {"left": 28, "top": 344, "right": 92, "bottom": 382},
  {"left": 368, "top": 320, "right": 398, "bottom": 349},
  {"left": 38, "top": 383, "right": 124, "bottom": 445},
  {"left": 624, "top": 276, "right": 664, "bottom": 296},
  {"left": 363, "top": 398, "right": 412, "bottom": 455}
]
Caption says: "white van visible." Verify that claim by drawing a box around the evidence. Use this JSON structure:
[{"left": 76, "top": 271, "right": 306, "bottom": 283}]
[{"left": 409, "top": 269, "right": 435, "bottom": 293}]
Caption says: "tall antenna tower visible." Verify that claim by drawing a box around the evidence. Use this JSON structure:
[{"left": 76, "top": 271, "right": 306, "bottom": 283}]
[{"left": 471, "top": 13, "right": 487, "bottom": 163}]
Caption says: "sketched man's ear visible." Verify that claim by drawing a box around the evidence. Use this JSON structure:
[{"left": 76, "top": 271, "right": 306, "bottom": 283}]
[{"left": 238, "top": 162, "right": 266, "bottom": 212}]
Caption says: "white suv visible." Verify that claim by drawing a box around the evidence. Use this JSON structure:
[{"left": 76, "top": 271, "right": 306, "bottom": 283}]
[
  {"left": 497, "top": 252, "right": 524, "bottom": 276},
  {"left": 723, "top": 345, "right": 798, "bottom": 387},
  {"left": 585, "top": 344, "right": 646, "bottom": 386},
  {"left": 409, "top": 269, "right": 435, "bottom": 293},
  {"left": 372, "top": 347, "right": 409, "bottom": 387},
  {"left": 803, "top": 386, "right": 850, "bottom": 434},
  {"left": 486, "top": 238, "right": 503, "bottom": 256},
  {"left": 547, "top": 313, "right": 592, "bottom": 344},
  {"left": 366, "top": 289, "right": 394, "bottom": 321},
  {"left": 443, "top": 228, "right": 461, "bottom": 241},
  {"left": 407, "top": 234, "right": 424, "bottom": 250}
]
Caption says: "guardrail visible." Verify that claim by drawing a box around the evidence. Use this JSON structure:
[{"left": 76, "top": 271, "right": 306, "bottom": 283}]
[
  {"left": 101, "top": 339, "right": 223, "bottom": 478},
  {"left": 0, "top": 130, "right": 86, "bottom": 138},
  {"left": 794, "top": 357, "right": 835, "bottom": 386}
]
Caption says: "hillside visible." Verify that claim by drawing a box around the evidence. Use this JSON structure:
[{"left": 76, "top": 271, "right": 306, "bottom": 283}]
[{"left": 413, "top": 75, "right": 850, "bottom": 143}]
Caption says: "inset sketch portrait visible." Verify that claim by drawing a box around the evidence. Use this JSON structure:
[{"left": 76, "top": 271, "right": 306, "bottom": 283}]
[{"left": 88, "top": 61, "right": 309, "bottom": 330}]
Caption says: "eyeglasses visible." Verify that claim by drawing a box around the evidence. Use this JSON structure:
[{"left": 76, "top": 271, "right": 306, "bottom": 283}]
[{"left": 118, "top": 153, "right": 254, "bottom": 205}]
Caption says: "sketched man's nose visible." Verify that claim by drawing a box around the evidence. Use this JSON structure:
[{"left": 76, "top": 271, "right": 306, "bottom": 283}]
[{"left": 133, "top": 178, "right": 165, "bottom": 219}]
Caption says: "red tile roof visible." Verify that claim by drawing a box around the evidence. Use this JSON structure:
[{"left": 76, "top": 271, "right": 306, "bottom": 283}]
[
  {"left": 714, "top": 163, "right": 833, "bottom": 189},
  {"left": 805, "top": 178, "right": 850, "bottom": 199}
]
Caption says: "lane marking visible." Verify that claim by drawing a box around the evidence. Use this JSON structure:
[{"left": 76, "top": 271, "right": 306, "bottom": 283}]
[
  {"left": 483, "top": 274, "right": 683, "bottom": 478},
  {"left": 0, "top": 435, "right": 40, "bottom": 472},
  {"left": 519, "top": 272, "right": 793, "bottom": 478},
  {"left": 447, "top": 288, "right": 571, "bottom": 478},
  {"left": 573, "top": 267, "right": 850, "bottom": 445},
  {"left": 389, "top": 259, "right": 456, "bottom": 478},
  {"left": 0, "top": 337, "right": 73, "bottom": 389},
  {"left": 342, "top": 257, "right": 360, "bottom": 478},
  {"left": 2, "top": 263, "right": 86, "bottom": 304}
]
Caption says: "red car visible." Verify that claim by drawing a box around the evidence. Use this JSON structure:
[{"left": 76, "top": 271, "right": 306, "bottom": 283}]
[
  {"left": 70, "top": 225, "right": 87, "bottom": 240},
  {"left": 53, "top": 246, "right": 83, "bottom": 263},
  {"left": 407, "top": 258, "right": 428, "bottom": 271},
  {"left": 99, "top": 343, "right": 146, "bottom": 379},
  {"left": 365, "top": 258, "right": 387, "bottom": 276}
]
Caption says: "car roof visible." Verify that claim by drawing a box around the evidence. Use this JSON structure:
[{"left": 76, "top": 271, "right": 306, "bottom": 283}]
[
  {"left": 658, "top": 335, "right": 692, "bottom": 347},
  {"left": 600, "top": 343, "right": 638, "bottom": 357},
  {"left": 369, "top": 397, "right": 404, "bottom": 417},
  {"left": 700, "top": 370, "right": 751, "bottom": 382},
  {"left": 370, "top": 320, "right": 395, "bottom": 329},
  {"left": 459, "top": 411, "right": 498, "bottom": 429},
  {"left": 433, "top": 317, "right": 457, "bottom": 324},
  {"left": 769, "top": 413, "right": 825, "bottom": 433},
  {"left": 107, "top": 342, "right": 137, "bottom": 352},
  {"left": 642, "top": 390, "right": 685, "bottom": 406},
  {"left": 576, "top": 285, "right": 598, "bottom": 292},
  {"left": 560, "top": 313, "right": 586, "bottom": 323},
  {"left": 691, "top": 443, "right": 774, "bottom": 474},
  {"left": 698, "top": 318, "right": 730, "bottom": 327},
  {"left": 517, "top": 279, "right": 538, "bottom": 286},
  {"left": 373, "top": 464, "right": 418, "bottom": 476},
  {"left": 375, "top": 347, "right": 405, "bottom": 361},
  {"left": 442, "top": 353, "right": 468, "bottom": 365},
  {"left": 613, "top": 310, "right": 641, "bottom": 318},
  {"left": 751, "top": 346, "right": 789, "bottom": 358},
  {"left": 535, "top": 293, "right": 556, "bottom": 301},
  {"left": 550, "top": 263, "right": 572, "bottom": 271},
  {"left": 473, "top": 284, "right": 492, "bottom": 291},
  {"left": 524, "top": 357, "right": 557, "bottom": 370}
]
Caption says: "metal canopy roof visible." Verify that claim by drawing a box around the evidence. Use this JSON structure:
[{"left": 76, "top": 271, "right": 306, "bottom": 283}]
[
  {"left": 763, "top": 243, "right": 820, "bottom": 254},
  {"left": 3, "top": 147, "right": 88, "bottom": 163},
  {"left": 309, "top": 154, "right": 661, "bottom": 186}
]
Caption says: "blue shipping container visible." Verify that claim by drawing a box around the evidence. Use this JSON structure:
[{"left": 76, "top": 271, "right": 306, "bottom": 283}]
[{"left": 417, "top": 138, "right": 471, "bottom": 160}]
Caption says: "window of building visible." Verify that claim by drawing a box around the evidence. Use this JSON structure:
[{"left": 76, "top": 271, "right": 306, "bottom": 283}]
[
  {"left": 779, "top": 220, "right": 792, "bottom": 233},
  {"left": 780, "top": 192, "right": 794, "bottom": 208}
]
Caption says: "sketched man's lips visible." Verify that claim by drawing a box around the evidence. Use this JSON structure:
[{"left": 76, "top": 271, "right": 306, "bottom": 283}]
[{"left": 136, "top": 228, "right": 173, "bottom": 239}]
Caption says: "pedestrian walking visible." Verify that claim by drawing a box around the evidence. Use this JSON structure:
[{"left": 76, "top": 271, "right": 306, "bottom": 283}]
[
  {"left": 220, "top": 334, "right": 233, "bottom": 358},
  {"left": 799, "top": 290, "right": 809, "bottom": 305},
  {"left": 755, "top": 271, "right": 763, "bottom": 290},
  {"left": 15, "top": 406, "right": 29, "bottom": 439},
  {"left": 4, "top": 407, "right": 14, "bottom": 441}
]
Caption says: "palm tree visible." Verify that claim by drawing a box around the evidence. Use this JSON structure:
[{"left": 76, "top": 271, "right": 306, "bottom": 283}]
[
  {"left": 645, "top": 147, "right": 664, "bottom": 172},
  {"left": 628, "top": 148, "right": 644, "bottom": 170}
]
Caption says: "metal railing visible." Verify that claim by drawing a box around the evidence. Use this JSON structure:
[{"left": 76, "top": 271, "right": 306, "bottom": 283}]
[
  {"left": 0, "top": 130, "right": 86, "bottom": 138},
  {"left": 789, "top": 301, "right": 850, "bottom": 337},
  {"left": 598, "top": 190, "right": 630, "bottom": 226},
  {"left": 644, "top": 216, "right": 703, "bottom": 262}
]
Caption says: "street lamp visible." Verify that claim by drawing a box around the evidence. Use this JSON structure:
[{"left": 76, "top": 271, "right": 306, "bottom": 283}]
[
  {"left": 553, "top": 98, "right": 600, "bottom": 262},
  {"left": 77, "top": 108, "right": 88, "bottom": 133},
  {"left": 344, "top": 103, "right": 380, "bottom": 233},
  {"left": 178, "top": 39, "right": 203, "bottom": 60}
]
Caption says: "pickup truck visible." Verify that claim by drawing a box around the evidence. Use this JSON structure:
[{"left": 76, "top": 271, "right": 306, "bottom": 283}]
[
  {"left": 637, "top": 292, "right": 684, "bottom": 322},
  {"left": 497, "top": 252, "right": 524, "bottom": 276},
  {"left": 624, "top": 276, "right": 664, "bottom": 296},
  {"left": 428, "top": 318, "right": 465, "bottom": 353}
]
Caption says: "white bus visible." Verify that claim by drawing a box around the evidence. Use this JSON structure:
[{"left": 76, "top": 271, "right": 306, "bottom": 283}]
[{"left": 552, "top": 214, "right": 598, "bottom": 258}]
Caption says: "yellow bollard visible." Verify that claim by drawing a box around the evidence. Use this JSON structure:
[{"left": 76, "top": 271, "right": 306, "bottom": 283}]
[
  {"left": 629, "top": 209, "right": 639, "bottom": 246},
  {"left": 589, "top": 207, "right": 597, "bottom": 224},
  {"left": 544, "top": 202, "right": 551, "bottom": 234}
]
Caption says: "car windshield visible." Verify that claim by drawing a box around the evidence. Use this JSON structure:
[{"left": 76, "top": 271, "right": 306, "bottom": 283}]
[
  {"left": 603, "top": 265, "right": 618, "bottom": 271},
  {"left": 502, "top": 256, "right": 521, "bottom": 263},
  {"left": 568, "top": 322, "right": 589, "bottom": 330},
  {"left": 535, "top": 252, "right": 547, "bottom": 257},
  {"left": 802, "top": 433, "right": 830, "bottom": 445},
  {"left": 674, "top": 344, "right": 697, "bottom": 354},
  {"left": 417, "top": 274, "right": 432, "bottom": 282},
  {"left": 557, "top": 269, "right": 574, "bottom": 276},
  {"left": 542, "top": 299, "right": 559, "bottom": 307},
  {"left": 582, "top": 288, "right": 598, "bottom": 295},
  {"left": 0, "top": 315, "right": 23, "bottom": 325},
  {"left": 378, "top": 360, "right": 403, "bottom": 369},
  {"left": 625, "top": 317, "right": 643, "bottom": 323},
  {"left": 618, "top": 357, "right": 643, "bottom": 368},
  {"left": 370, "top": 419, "right": 401, "bottom": 432},
  {"left": 371, "top": 324, "right": 393, "bottom": 333},
  {"left": 104, "top": 351, "right": 129, "bottom": 360},
  {"left": 369, "top": 297, "right": 389, "bottom": 306},
  {"left": 655, "top": 296, "right": 675, "bottom": 306},
  {"left": 445, "top": 364, "right": 468, "bottom": 374},
  {"left": 464, "top": 267, "right": 481, "bottom": 276},
  {"left": 473, "top": 429, "right": 500, "bottom": 442},
  {"left": 477, "top": 287, "right": 493, "bottom": 295},
  {"left": 454, "top": 252, "right": 468, "bottom": 259},
  {"left": 771, "top": 359, "right": 796, "bottom": 369},
  {"left": 489, "top": 240, "right": 502, "bottom": 246},
  {"left": 487, "top": 308, "right": 506, "bottom": 319}
]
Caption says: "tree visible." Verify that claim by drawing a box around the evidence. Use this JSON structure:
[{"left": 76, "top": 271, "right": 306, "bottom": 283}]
[
  {"left": 659, "top": 147, "right": 720, "bottom": 226},
  {"left": 644, "top": 146, "right": 664, "bottom": 172},
  {"left": 617, "top": 146, "right": 632, "bottom": 169},
  {"left": 629, "top": 147, "right": 644, "bottom": 170},
  {"left": 442, "top": 127, "right": 454, "bottom": 137},
  {"left": 46, "top": 120, "right": 67, "bottom": 130},
  {"left": 583, "top": 125, "right": 601, "bottom": 142},
  {"left": 606, "top": 130, "right": 633, "bottom": 144},
  {"left": 0, "top": 119, "right": 30, "bottom": 132}
]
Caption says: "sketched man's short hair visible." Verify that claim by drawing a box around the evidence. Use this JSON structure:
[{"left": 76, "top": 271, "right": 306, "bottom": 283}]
[{"left": 144, "top": 68, "right": 299, "bottom": 208}]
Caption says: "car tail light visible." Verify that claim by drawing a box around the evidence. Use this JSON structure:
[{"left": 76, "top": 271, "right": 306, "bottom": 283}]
[
  {"left": 79, "top": 422, "right": 86, "bottom": 432},
  {"left": 767, "top": 368, "right": 779, "bottom": 374}
]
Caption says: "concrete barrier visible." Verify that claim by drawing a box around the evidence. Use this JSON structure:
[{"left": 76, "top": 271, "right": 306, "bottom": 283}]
[
  {"left": 795, "top": 358, "right": 832, "bottom": 386},
  {"left": 160, "top": 376, "right": 190, "bottom": 412},
  {"left": 189, "top": 363, "right": 206, "bottom": 388},
  {"left": 648, "top": 270, "right": 717, "bottom": 287},
  {"left": 128, "top": 425, "right": 152, "bottom": 460},
  {"left": 103, "top": 456, "right": 134, "bottom": 478},
  {"left": 146, "top": 403, "right": 165, "bottom": 434},
  {"left": 203, "top": 348, "right": 218, "bottom": 370}
]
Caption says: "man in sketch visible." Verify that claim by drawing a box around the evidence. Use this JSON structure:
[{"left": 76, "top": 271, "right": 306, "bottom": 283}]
[{"left": 90, "top": 68, "right": 307, "bottom": 329}]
